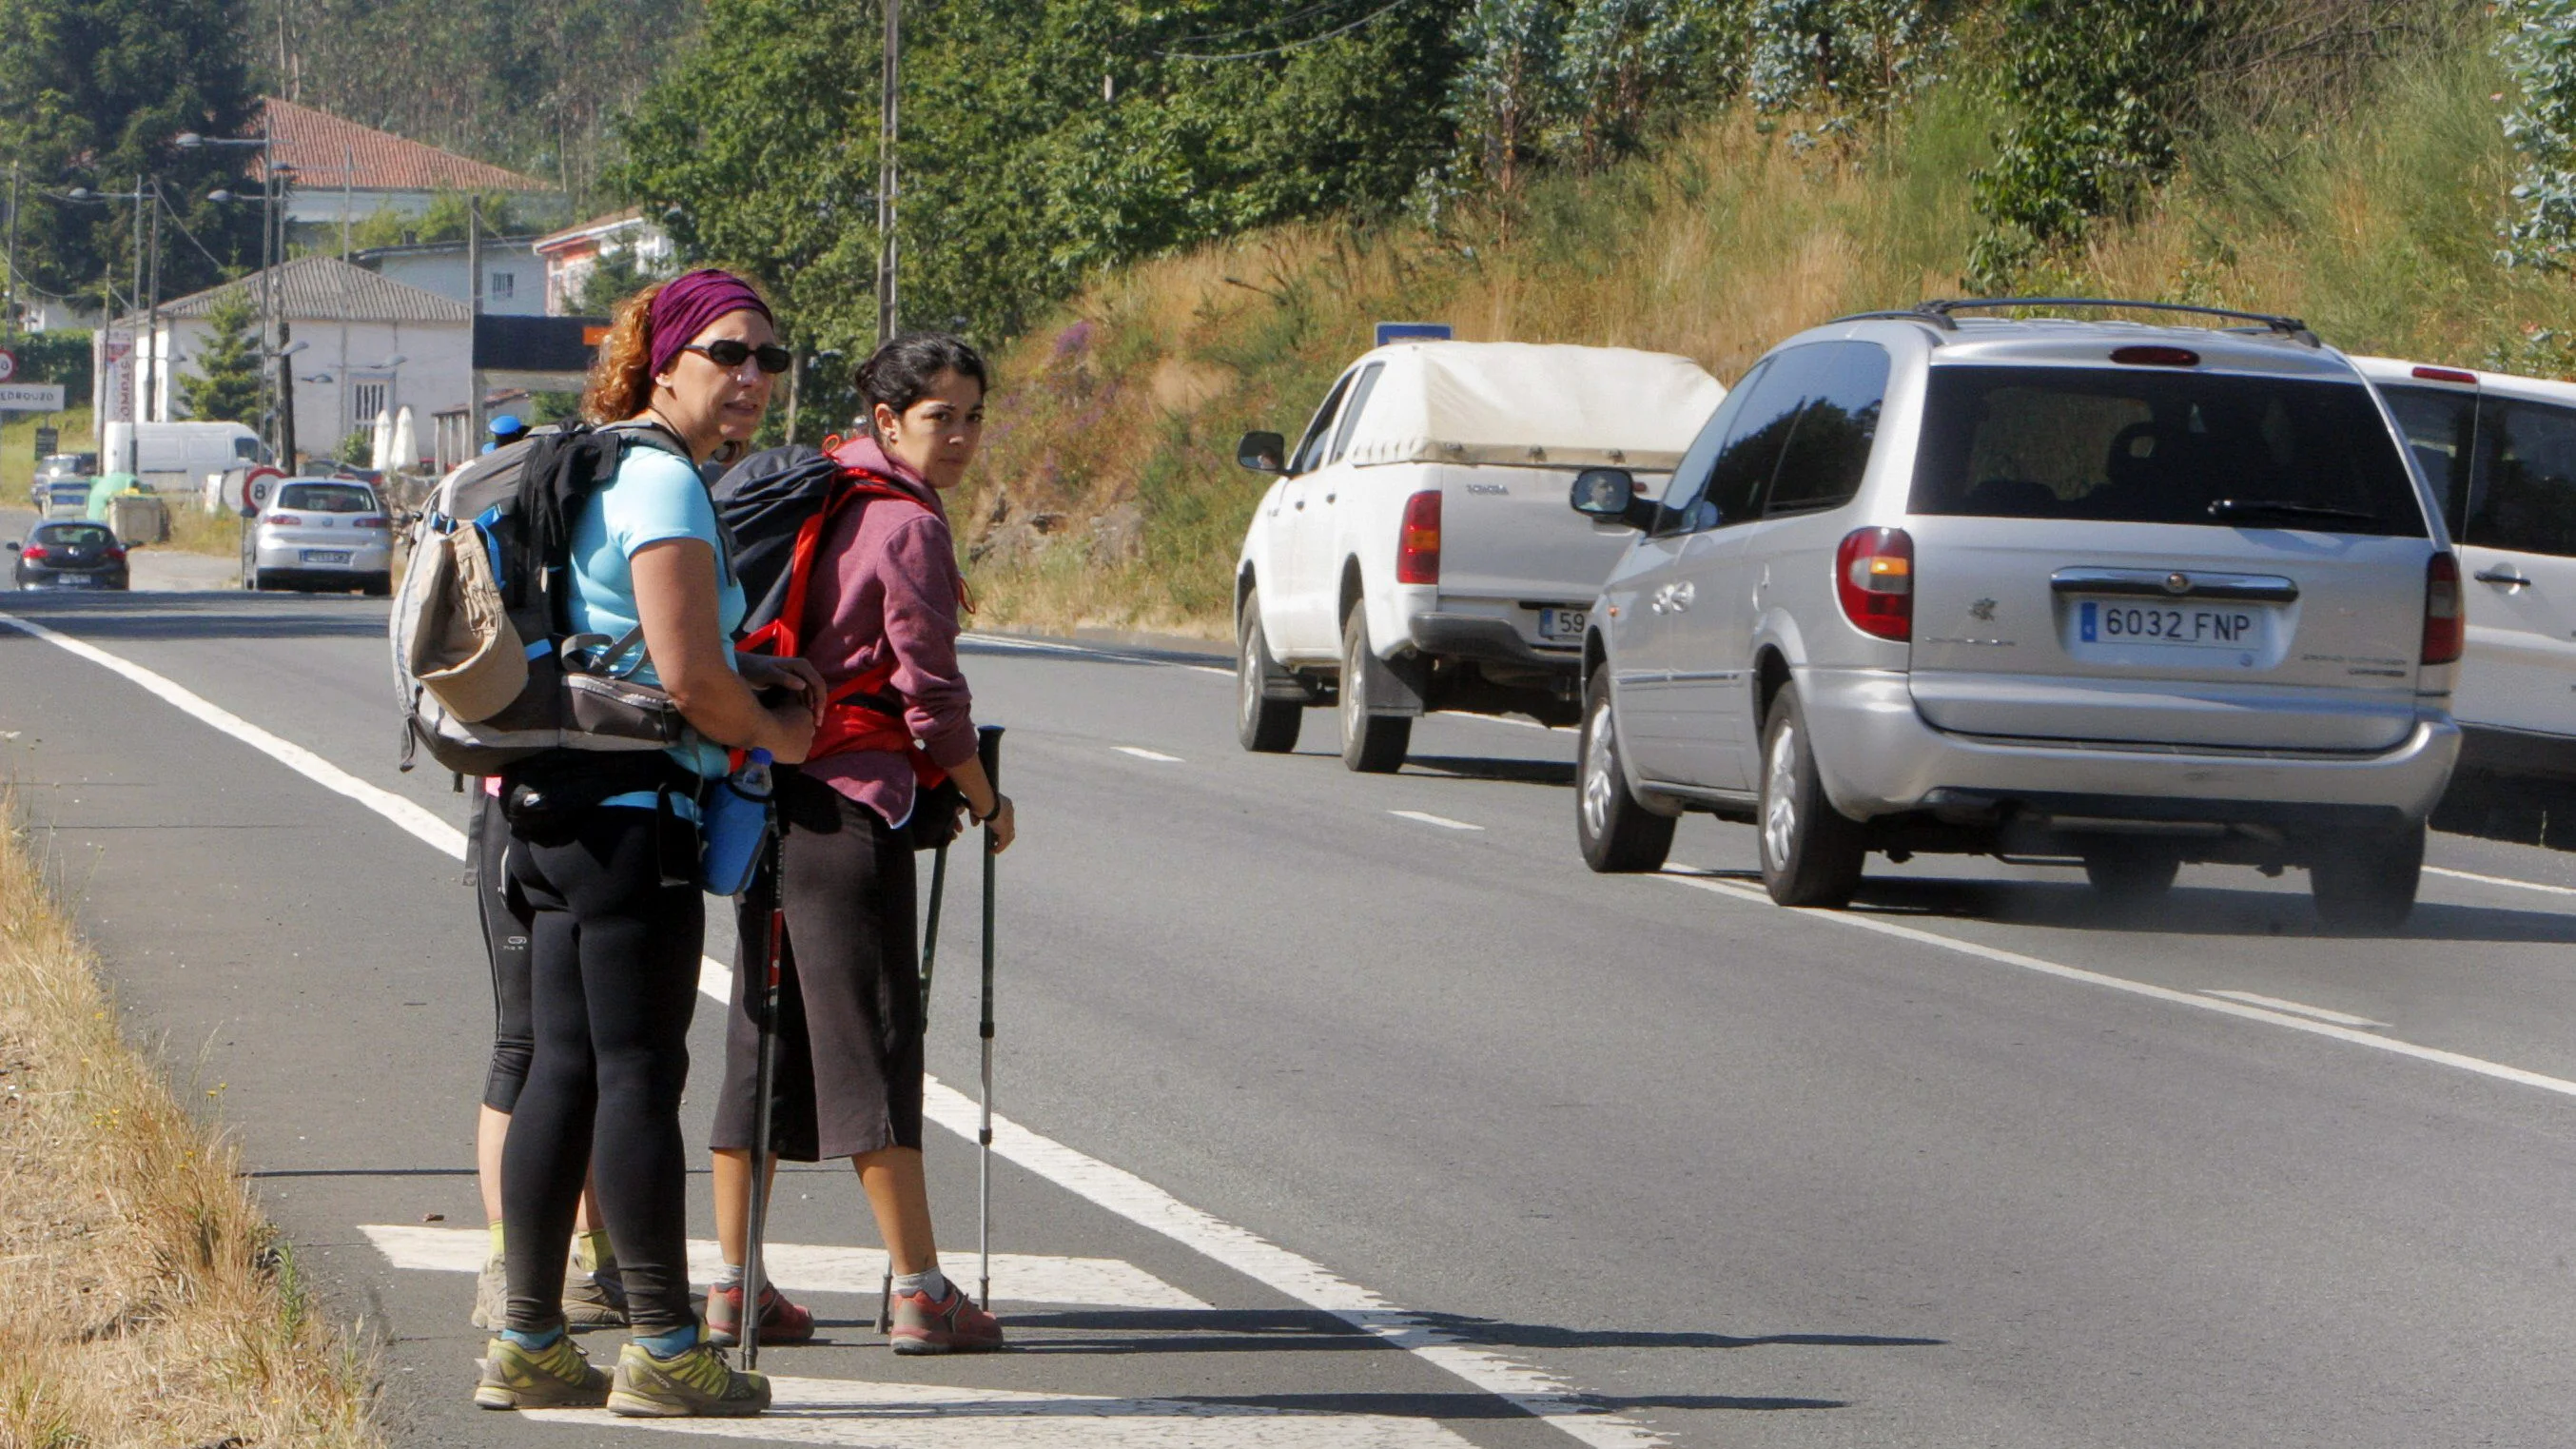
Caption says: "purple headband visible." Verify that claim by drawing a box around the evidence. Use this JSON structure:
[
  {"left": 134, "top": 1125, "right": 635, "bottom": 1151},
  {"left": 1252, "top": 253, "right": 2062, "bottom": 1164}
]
[{"left": 647, "top": 268, "right": 774, "bottom": 380}]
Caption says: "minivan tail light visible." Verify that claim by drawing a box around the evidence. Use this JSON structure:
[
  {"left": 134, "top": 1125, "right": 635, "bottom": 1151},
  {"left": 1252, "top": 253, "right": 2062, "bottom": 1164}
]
[
  {"left": 2111, "top": 345, "right": 2201, "bottom": 367},
  {"left": 1396, "top": 490, "right": 1441, "bottom": 584},
  {"left": 1836, "top": 527, "right": 1913, "bottom": 641},
  {"left": 2423, "top": 551, "right": 2464, "bottom": 665},
  {"left": 2412, "top": 364, "right": 2478, "bottom": 385}
]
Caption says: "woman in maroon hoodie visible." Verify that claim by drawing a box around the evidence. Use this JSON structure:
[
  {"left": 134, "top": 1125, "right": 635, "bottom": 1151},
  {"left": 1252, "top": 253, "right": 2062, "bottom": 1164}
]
[{"left": 705, "top": 334, "right": 1014, "bottom": 1355}]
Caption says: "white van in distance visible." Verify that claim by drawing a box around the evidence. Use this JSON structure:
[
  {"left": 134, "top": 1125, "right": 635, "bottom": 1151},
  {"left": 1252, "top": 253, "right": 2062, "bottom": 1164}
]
[
  {"left": 1233, "top": 340, "right": 1724, "bottom": 771},
  {"left": 102, "top": 421, "right": 268, "bottom": 493}
]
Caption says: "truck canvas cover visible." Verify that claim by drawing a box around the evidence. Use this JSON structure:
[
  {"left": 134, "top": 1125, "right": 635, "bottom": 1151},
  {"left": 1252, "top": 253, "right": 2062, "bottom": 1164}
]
[{"left": 1340, "top": 343, "right": 1724, "bottom": 472}]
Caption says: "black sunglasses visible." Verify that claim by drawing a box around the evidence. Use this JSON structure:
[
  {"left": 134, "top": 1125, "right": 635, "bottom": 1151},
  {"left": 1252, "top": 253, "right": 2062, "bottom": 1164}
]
[{"left": 684, "top": 340, "right": 792, "bottom": 375}]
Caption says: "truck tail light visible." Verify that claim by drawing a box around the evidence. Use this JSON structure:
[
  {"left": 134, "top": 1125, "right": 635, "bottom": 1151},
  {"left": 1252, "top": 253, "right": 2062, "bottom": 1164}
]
[
  {"left": 1836, "top": 527, "right": 1914, "bottom": 641},
  {"left": 2423, "top": 551, "right": 2464, "bottom": 665},
  {"left": 1396, "top": 490, "right": 1441, "bottom": 585}
]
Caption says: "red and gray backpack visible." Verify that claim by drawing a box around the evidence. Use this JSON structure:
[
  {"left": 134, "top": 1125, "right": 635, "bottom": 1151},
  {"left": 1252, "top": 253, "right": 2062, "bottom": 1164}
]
[{"left": 711, "top": 439, "right": 958, "bottom": 779}]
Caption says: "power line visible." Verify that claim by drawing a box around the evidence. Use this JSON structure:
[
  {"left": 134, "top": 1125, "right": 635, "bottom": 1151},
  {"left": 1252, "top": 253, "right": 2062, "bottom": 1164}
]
[
  {"left": 1160, "top": 0, "right": 1421, "bottom": 62},
  {"left": 1168, "top": 0, "right": 1368, "bottom": 49}
]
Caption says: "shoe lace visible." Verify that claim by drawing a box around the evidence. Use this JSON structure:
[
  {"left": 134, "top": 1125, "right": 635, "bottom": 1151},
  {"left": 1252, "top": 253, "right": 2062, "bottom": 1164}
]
[{"left": 664, "top": 1343, "right": 742, "bottom": 1398}]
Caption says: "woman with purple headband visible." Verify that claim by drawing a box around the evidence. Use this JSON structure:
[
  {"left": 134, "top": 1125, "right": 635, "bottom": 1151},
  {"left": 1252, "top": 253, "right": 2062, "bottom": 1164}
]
[{"left": 473, "top": 269, "right": 818, "bottom": 1420}]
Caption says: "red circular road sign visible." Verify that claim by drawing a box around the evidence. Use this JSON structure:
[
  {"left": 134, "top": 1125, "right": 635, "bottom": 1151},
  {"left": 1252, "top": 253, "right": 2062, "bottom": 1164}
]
[{"left": 0, "top": 349, "right": 17, "bottom": 383}]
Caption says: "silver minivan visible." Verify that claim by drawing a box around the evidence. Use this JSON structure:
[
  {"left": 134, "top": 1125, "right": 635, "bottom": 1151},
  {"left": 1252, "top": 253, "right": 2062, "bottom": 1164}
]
[{"left": 1571, "top": 301, "right": 2461, "bottom": 929}]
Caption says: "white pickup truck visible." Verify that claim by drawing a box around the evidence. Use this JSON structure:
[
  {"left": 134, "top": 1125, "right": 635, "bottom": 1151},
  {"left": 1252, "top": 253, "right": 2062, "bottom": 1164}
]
[{"left": 1232, "top": 341, "right": 1725, "bottom": 770}]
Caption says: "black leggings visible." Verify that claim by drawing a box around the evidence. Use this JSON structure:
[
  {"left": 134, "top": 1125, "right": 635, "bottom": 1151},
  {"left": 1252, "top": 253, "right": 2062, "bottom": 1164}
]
[
  {"left": 471, "top": 789, "right": 536, "bottom": 1112},
  {"left": 501, "top": 804, "right": 703, "bottom": 1335}
]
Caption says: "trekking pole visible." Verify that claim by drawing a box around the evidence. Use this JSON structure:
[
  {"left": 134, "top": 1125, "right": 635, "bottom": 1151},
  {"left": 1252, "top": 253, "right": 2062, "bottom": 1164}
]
[
  {"left": 976, "top": 724, "right": 1004, "bottom": 1309},
  {"left": 876, "top": 830, "right": 949, "bottom": 1334},
  {"left": 740, "top": 812, "right": 786, "bottom": 1370}
]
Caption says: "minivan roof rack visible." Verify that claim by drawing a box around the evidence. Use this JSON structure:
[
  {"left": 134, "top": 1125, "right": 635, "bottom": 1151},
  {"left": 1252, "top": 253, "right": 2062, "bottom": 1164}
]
[{"left": 1903, "top": 297, "right": 2321, "bottom": 345}]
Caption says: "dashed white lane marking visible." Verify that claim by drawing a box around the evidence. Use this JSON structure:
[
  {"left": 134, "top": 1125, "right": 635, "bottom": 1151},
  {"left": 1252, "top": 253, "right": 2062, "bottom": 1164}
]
[
  {"left": 10, "top": 617, "right": 1665, "bottom": 1449},
  {"left": 523, "top": 1375, "right": 1479, "bottom": 1446},
  {"left": 2202, "top": 990, "right": 2389, "bottom": 1030},
  {"left": 1388, "top": 810, "right": 1483, "bottom": 832},
  {"left": 2425, "top": 864, "right": 2576, "bottom": 898},
  {"left": 1113, "top": 746, "right": 1184, "bottom": 763},
  {"left": 1656, "top": 865, "right": 2576, "bottom": 1103},
  {"left": 361, "top": 1224, "right": 1207, "bottom": 1309}
]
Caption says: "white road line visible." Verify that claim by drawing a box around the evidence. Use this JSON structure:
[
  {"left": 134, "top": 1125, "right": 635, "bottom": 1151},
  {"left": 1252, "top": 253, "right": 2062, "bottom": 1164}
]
[
  {"left": 360, "top": 1224, "right": 1207, "bottom": 1309},
  {"left": 1655, "top": 866, "right": 2576, "bottom": 1103},
  {"left": 2426, "top": 864, "right": 2576, "bottom": 898},
  {"left": 0, "top": 611, "right": 469, "bottom": 861},
  {"left": 2202, "top": 990, "right": 2389, "bottom": 1030},
  {"left": 524, "top": 1375, "right": 1482, "bottom": 1446},
  {"left": 1112, "top": 746, "right": 1184, "bottom": 763},
  {"left": 12, "top": 613, "right": 1664, "bottom": 1449},
  {"left": 1388, "top": 810, "right": 1484, "bottom": 832}
]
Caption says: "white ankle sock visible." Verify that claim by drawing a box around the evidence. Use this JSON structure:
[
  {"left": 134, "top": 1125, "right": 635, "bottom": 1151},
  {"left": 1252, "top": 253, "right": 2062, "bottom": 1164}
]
[
  {"left": 891, "top": 1265, "right": 947, "bottom": 1301},
  {"left": 713, "top": 1262, "right": 745, "bottom": 1291}
]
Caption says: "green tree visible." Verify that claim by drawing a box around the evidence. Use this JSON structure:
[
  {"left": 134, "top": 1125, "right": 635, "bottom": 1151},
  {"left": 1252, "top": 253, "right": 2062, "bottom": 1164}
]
[
  {"left": 2501, "top": 0, "right": 2576, "bottom": 267},
  {"left": 178, "top": 294, "right": 262, "bottom": 422},
  {"left": 1966, "top": 0, "right": 2216, "bottom": 288},
  {"left": 0, "top": 0, "right": 265, "bottom": 307}
]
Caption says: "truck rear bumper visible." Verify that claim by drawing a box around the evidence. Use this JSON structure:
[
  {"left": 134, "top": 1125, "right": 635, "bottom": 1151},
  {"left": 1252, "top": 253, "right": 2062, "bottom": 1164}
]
[{"left": 1406, "top": 613, "right": 1582, "bottom": 675}]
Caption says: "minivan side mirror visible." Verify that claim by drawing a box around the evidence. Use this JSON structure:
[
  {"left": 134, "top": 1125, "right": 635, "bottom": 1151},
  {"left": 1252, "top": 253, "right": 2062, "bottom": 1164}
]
[
  {"left": 1237, "top": 431, "right": 1287, "bottom": 475},
  {"left": 1570, "top": 467, "right": 1658, "bottom": 530}
]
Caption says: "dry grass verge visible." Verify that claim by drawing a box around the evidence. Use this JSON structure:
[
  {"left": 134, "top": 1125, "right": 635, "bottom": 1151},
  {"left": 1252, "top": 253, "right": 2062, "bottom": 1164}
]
[
  {"left": 0, "top": 793, "right": 382, "bottom": 1449},
  {"left": 160, "top": 507, "right": 245, "bottom": 559}
]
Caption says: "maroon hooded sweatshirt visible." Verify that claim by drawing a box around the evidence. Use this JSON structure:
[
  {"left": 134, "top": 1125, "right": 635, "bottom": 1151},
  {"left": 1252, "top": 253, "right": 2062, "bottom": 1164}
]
[{"left": 796, "top": 434, "right": 979, "bottom": 828}]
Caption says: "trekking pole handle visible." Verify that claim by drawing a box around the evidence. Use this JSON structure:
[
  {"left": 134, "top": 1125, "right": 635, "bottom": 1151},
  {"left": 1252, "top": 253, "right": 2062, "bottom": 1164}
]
[{"left": 976, "top": 724, "right": 1004, "bottom": 789}]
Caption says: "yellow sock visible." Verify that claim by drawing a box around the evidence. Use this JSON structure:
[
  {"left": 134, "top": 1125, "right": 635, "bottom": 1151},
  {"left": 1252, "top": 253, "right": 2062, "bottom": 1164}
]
[
  {"left": 575, "top": 1228, "right": 614, "bottom": 1274},
  {"left": 487, "top": 1222, "right": 506, "bottom": 1261}
]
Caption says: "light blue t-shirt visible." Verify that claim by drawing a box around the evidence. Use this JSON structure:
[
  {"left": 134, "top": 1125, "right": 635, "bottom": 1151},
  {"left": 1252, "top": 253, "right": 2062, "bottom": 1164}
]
[{"left": 566, "top": 444, "right": 744, "bottom": 780}]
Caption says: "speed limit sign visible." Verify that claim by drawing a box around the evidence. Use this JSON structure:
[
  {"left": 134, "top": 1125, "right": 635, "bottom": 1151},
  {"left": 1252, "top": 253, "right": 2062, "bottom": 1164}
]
[{"left": 0, "top": 349, "right": 16, "bottom": 383}]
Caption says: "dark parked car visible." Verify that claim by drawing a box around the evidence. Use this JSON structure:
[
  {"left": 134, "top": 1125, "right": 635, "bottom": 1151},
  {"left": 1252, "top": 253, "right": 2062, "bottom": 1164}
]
[{"left": 10, "top": 521, "right": 130, "bottom": 591}]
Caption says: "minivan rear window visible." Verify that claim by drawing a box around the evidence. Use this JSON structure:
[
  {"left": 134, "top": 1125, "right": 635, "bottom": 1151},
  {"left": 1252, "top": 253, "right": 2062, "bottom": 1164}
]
[
  {"left": 1910, "top": 366, "right": 2426, "bottom": 537},
  {"left": 276, "top": 482, "right": 378, "bottom": 513}
]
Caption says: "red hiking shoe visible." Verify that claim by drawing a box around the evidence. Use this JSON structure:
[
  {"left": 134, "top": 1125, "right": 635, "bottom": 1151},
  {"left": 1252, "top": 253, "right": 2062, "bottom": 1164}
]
[
  {"left": 888, "top": 1284, "right": 1004, "bottom": 1355},
  {"left": 701, "top": 1281, "right": 814, "bottom": 1347}
]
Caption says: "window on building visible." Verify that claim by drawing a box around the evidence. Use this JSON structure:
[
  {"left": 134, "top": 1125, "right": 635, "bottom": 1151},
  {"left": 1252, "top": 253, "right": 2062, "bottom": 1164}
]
[
  {"left": 491, "top": 271, "right": 516, "bottom": 300},
  {"left": 352, "top": 380, "right": 391, "bottom": 432}
]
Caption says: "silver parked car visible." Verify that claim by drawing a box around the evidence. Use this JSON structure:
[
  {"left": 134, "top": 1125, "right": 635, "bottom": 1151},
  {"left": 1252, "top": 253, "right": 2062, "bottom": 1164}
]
[
  {"left": 243, "top": 479, "right": 395, "bottom": 595},
  {"left": 1571, "top": 300, "right": 2462, "bottom": 929}
]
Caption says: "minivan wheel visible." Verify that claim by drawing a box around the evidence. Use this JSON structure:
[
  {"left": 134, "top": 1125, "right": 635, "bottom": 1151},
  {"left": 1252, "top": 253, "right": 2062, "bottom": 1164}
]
[
  {"left": 1757, "top": 688, "right": 1867, "bottom": 908},
  {"left": 2081, "top": 841, "right": 2181, "bottom": 902},
  {"left": 2310, "top": 821, "right": 2425, "bottom": 931},
  {"left": 1236, "top": 587, "right": 1303, "bottom": 754},
  {"left": 1338, "top": 607, "right": 1412, "bottom": 773},
  {"left": 1577, "top": 668, "right": 1675, "bottom": 873}
]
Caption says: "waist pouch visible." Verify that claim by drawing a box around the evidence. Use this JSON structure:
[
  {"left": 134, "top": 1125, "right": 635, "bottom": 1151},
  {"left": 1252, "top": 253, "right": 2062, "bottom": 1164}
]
[
  {"left": 499, "top": 752, "right": 703, "bottom": 888},
  {"left": 907, "top": 778, "right": 966, "bottom": 852}
]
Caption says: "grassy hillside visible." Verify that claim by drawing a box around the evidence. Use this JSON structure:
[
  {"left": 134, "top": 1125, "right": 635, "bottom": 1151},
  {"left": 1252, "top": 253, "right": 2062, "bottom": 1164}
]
[
  {"left": 961, "top": 27, "right": 2566, "bottom": 640},
  {"left": 2, "top": 407, "right": 94, "bottom": 498}
]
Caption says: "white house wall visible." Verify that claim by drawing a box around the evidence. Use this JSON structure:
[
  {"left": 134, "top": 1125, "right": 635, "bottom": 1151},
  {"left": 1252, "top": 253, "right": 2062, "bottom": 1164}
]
[
  {"left": 147, "top": 315, "right": 473, "bottom": 464},
  {"left": 369, "top": 250, "right": 546, "bottom": 317}
]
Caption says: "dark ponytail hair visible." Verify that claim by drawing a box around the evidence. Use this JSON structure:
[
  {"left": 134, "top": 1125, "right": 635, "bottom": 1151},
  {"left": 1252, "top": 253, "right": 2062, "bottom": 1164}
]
[{"left": 856, "top": 333, "right": 989, "bottom": 440}]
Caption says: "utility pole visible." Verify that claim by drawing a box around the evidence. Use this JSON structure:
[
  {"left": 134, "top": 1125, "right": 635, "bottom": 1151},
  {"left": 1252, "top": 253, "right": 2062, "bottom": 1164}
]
[
  {"left": 341, "top": 143, "right": 353, "bottom": 262},
  {"left": 3, "top": 163, "right": 18, "bottom": 345},
  {"left": 876, "top": 0, "right": 899, "bottom": 346},
  {"left": 466, "top": 195, "right": 484, "bottom": 439},
  {"left": 143, "top": 182, "right": 163, "bottom": 421}
]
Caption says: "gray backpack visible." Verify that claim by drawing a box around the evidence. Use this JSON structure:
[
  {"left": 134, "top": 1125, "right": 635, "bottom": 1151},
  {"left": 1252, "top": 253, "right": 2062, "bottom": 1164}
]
[{"left": 389, "top": 421, "right": 698, "bottom": 775}]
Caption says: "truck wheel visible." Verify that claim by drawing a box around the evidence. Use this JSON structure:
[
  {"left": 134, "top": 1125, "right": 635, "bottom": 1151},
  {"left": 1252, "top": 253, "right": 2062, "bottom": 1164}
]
[
  {"left": 1236, "top": 587, "right": 1302, "bottom": 754},
  {"left": 1757, "top": 687, "right": 1866, "bottom": 908},
  {"left": 2082, "top": 841, "right": 2180, "bottom": 902},
  {"left": 2310, "top": 821, "right": 2424, "bottom": 931},
  {"left": 1577, "top": 668, "right": 1675, "bottom": 873},
  {"left": 1338, "top": 607, "right": 1412, "bottom": 773}
]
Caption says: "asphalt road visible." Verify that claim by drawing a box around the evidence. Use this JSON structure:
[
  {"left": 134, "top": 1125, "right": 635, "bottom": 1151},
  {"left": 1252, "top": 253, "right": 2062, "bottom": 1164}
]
[{"left": 7, "top": 574, "right": 2576, "bottom": 1447}]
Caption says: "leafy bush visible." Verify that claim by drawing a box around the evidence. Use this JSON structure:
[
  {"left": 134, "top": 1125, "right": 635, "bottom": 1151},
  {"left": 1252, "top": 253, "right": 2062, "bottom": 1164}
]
[
  {"left": 9, "top": 330, "right": 93, "bottom": 397},
  {"left": 177, "top": 295, "right": 261, "bottom": 423},
  {"left": 2499, "top": 0, "right": 2576, "bottom": 266}
]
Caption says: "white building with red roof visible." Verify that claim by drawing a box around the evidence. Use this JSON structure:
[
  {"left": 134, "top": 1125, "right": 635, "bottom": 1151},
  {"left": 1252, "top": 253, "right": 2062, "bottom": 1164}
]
[
  {"left": 533, "top": 207, "right": 673, "bottom": 316},
  {"left": 249, "top": 98, "right": 564, "bottom": 233}
]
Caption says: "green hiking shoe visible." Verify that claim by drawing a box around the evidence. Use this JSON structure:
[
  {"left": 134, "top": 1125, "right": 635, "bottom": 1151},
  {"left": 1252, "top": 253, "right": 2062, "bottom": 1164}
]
[
  {"left": 474, "top": 1334, "right": 610, "bottom": 1410},
  {"left": 608, "top": 1339, "right": 771, "bottom": 1418}
]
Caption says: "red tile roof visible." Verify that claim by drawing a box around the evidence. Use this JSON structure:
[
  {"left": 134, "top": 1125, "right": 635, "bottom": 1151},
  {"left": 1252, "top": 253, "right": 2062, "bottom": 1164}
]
[{"left": 254, "top": 98, "right": 553, "bottom": 194}]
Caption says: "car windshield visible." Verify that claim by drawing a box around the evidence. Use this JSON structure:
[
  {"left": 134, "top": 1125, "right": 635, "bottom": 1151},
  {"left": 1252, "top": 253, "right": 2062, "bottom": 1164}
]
[
  {"left": 1909, "top": 365, "right": 2427, "bottom": 537},
  {"left": 276, "top": 482, "right": 378, "bottom": 513},
  {"left": 33, "top": 525, "right": 113, "bottom": 547}
]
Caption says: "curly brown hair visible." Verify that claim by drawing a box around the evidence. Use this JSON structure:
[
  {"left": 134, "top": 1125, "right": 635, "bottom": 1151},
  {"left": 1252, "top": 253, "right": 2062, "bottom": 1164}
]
[{"left": 580, "top": 281, "right": 671, "bottom": 423}]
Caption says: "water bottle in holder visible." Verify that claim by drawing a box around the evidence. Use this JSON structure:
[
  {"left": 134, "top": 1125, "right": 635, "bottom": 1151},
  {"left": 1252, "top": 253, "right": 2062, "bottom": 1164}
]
[{"left": 699, "top": 748, "right": 775, "bottom": 896}]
